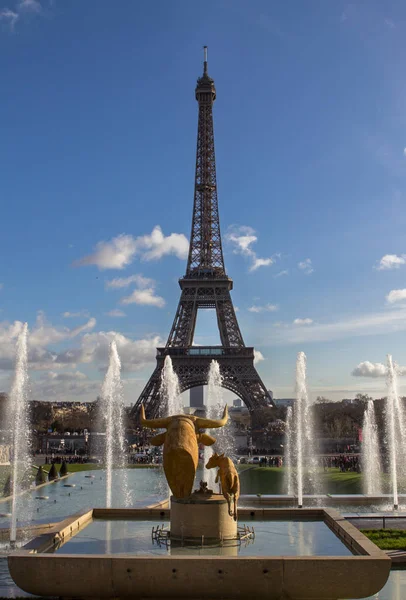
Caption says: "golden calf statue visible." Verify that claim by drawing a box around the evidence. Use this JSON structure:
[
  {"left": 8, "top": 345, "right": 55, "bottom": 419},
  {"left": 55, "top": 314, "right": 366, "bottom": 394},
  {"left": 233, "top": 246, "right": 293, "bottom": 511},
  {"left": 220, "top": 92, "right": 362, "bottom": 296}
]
[
  {"left": 206, "top": 452, "right": 240, "bottom": 521},
  {"left": 140, "top": 405, "right": 228, "bottom": 499}
]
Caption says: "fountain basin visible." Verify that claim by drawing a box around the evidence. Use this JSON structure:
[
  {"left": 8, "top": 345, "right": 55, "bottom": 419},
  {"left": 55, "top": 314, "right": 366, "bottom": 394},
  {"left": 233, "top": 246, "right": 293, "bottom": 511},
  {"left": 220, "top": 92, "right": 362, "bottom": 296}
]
[{"left": 8, "top": 507, "right": 390, "bottom": 599}]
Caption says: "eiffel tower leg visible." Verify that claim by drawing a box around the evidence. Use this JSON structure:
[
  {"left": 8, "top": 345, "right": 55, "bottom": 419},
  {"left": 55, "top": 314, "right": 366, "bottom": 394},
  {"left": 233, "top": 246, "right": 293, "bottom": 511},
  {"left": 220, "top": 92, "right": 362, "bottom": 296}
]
[
  {"left": 134, "top": 366, "right": 164, "bottom": 419},
  {"left": 216, "top": 295, "right": 244, "bottom": 348}
]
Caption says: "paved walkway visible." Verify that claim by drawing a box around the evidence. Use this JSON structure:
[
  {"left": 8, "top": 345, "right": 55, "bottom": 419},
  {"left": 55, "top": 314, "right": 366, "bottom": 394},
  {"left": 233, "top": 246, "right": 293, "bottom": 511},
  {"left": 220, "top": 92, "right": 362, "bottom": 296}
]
[
  {"left": 385, "top": 549, "right": 406, "bottom": 564},
  {"left": 347, "top": 515, "right": 406, "bottom": 530},
  {"left": 346, "top": 515, "right": 406, "bottom": 566}
]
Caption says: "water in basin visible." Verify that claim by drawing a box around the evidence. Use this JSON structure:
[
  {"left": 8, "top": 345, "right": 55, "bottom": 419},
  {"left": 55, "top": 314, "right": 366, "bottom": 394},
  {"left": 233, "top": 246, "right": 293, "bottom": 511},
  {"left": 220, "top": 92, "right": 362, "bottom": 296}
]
[
  {"left": 0, "top": 468, "right": 166, "bottom": 528},
  {"left": 47, "top": 518, "right": 352, "bottom": 557}
]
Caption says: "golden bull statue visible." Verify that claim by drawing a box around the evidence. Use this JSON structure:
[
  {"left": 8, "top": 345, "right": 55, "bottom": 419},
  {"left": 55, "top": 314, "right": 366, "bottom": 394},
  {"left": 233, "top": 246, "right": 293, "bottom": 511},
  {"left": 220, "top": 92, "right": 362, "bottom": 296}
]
[{"left": 140, "top": 405, "right": 228, "bottom": 499}]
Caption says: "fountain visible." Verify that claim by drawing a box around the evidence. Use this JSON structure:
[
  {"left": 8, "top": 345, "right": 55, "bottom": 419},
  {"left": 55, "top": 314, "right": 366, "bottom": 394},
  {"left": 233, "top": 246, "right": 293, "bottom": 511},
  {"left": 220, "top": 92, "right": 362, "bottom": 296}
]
[
  {"left": 284, "top": 406, "right": 293, "bottom": 495},
  {"left": 160, "top": 356, "right": 182, "bottom": 416},
  {"left": 385, "top": 354, "right": 406, "bottom": 510},
  {"left": 8, "top": 323, "right": 31, "bottom": 545},
  {"left": 204, "top": 361, "right": 234, "bottom": 490},
  {"left": 362, "top": 400, "right": 382, "bottom": 496},
  {"left": 100, "top": 341, "right": 130, "bottom": 508},
  {"left": 9, "top": 399, "right": 392, "bottom": 600},
  {"left": 293, "top": 352, "right": 319, "bottom": 507}
]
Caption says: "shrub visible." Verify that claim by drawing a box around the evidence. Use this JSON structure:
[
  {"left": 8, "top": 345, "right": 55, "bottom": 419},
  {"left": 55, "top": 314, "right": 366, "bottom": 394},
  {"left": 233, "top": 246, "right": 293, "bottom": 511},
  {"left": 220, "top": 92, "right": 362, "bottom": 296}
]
[
  {"left": 3, "top": 475, "right": 11, "bottom": 497},
  {"left": 48, "top": 463, "right": 58, "bottom": 481},
  {"left": 59, "top": 461, "right": 68, "bottom": 477},
  {"left": 35, "top": 466, "right": 46, "bottom": 486}
]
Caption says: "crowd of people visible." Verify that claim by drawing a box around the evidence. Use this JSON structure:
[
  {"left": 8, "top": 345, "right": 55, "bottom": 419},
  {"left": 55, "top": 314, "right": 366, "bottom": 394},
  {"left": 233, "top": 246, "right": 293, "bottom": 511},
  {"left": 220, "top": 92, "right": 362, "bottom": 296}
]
[
  {"left": 128, "top": 453, "right": 162, "bottom": 464},
  {"left": 238, "top": 447, "right": 282, "bottom": 455},
  {"left": 323, "top": 455, "right": 360, "bottom": 472},
  {"left": 40, "top": 446, "right": 361, "bottom": 472},
  {"left": 44, "top": 455, "right": 90, "bottom": 465}
]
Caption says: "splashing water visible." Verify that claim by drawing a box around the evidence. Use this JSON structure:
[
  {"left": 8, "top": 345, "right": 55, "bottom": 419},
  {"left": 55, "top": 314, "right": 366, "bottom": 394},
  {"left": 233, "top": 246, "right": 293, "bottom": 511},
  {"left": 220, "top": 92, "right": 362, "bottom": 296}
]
[
  {"left": 294, "top": 352, "right": 319, "bottom": 507},
  {"left": 385, "top": 354, "right": 406, "bottom": 509},
  {"left": 204, "top": 361, "right": 233, "bottom": 491},
  {"left": 100, "top": 341, "right": 130, "bottom": 508},
  {"left": 160, "top": 356, "right": 182, "bottom": 416},
  {"left": 362, "top": 400, "right": 382, "bottom": 496},
  {"left": 9, "top": 323, "right": 32, "bottom": 544},
  {"left": 284, "top": 406, "right": 294, "bottom": 495}
]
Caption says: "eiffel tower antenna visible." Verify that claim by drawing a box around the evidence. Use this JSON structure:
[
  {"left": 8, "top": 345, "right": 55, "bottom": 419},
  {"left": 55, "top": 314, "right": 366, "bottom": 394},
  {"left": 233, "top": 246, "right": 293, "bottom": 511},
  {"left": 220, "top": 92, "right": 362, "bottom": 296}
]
[
  {"left": 203, "top": 45, "right": 208, "bottom": 74},
  {"left": 132, "top": 50, "right": 273, "bottom": 419}
]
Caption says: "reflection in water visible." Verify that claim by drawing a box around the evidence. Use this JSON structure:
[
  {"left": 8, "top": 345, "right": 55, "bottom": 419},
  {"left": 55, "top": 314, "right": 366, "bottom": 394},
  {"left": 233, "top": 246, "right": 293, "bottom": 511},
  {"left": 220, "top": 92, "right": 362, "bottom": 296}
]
[
  {"left": 284, "top": 407, "right": 294, "bottom": 495},
  {"left": 296, "top": 521, "right": 314, "bottom": 557},
  {"left": 106, "top": 520, "right": 111, "bottom": 554},
  {"left": 49, "top": 519, "right": 351, "bottom": 557},
  {"left": 360, "top": 569, "right": 406, "bottom": 600}
]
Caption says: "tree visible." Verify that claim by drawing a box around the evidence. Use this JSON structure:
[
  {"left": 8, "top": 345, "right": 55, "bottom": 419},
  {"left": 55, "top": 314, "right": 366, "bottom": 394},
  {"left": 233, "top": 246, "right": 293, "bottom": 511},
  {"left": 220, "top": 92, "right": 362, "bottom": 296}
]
[{"left": 355, "top": 393, "right": 372, "bottom": 404}]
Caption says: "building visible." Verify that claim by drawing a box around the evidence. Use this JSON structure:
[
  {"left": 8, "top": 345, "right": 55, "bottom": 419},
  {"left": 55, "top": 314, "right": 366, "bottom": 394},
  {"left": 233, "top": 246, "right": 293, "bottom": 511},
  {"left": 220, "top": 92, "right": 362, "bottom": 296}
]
[
  {"left": 190, "top": 386, "right": 204, "bottom": 408},
  {"left": 273, "top": 398, "right": 295, "bottom": 408}
]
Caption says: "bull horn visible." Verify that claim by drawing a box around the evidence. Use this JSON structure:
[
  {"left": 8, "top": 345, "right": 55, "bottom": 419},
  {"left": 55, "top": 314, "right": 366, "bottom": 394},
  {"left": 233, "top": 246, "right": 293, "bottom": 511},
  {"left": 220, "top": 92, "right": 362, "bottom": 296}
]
[
  {"left": 139, "top": 404, "right": 170, "bottom": 429},
  {"left": 196, "top": 405, "right": 228, "bottom": 429}
]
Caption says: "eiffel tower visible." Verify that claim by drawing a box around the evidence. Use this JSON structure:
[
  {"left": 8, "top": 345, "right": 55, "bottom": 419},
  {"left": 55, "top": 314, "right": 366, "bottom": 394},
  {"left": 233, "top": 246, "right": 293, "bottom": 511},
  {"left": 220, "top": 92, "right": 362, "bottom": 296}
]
[{"left": 132, "top": 48, "right": 273, "bottom": 420}]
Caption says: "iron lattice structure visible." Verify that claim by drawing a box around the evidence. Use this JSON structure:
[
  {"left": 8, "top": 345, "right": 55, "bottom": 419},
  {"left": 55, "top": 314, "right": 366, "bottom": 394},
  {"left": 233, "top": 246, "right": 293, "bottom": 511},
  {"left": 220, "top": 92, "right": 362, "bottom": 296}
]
[{"left": 132, "top": 50, "right": 273, "bottom": 419}]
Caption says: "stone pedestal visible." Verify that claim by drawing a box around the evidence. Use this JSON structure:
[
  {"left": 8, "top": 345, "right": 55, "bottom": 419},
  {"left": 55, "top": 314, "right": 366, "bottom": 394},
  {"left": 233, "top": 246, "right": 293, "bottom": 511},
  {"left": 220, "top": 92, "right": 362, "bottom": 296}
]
[{"left": 170, "top": 493, "right": 237, "bottom": 542}]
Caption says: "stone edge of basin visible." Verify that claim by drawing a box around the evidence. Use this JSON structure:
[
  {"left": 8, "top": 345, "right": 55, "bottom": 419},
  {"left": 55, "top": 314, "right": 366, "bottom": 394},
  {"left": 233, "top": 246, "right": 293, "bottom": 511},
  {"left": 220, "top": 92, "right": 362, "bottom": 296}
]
[{"left": 8, "top": 507, "right": 391, "bottom": 600}]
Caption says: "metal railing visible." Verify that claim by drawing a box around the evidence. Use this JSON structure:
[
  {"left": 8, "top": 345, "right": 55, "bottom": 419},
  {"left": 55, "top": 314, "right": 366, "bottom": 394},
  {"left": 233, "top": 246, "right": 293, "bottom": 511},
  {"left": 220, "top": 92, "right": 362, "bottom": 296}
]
[{"left": 157, "top": 346, "right": 254, "bottom": 358}]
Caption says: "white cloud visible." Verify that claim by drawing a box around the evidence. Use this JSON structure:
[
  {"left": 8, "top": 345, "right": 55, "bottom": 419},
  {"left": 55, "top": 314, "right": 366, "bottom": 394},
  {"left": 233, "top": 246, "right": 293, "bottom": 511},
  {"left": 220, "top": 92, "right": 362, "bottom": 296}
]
[
  {"left": 352, "top": 361, "right": 387, "bottom": 378},
  {"left": 62, "top": 310, "right": 90, "bottom": 318},
  {"left": 352, "top": 361, "right": 406, "bottom": 378},
  {"left": 0, "top": 0, "right": 42, "bottom": 31},
  {"left": 226, "top": 225, "right": 275, "bottom": 272},
  {"left": 248, "top": 304, "right": 278, "bottom": 313},
  {"left": 106, "top": 273, "right": 165, "bottom": 308},
  {"left": 32, "top": 370, "right": 99, "bottom": 400},
  {"left": 258, "top": 306, "right": 406, "bottom": 346},
  {"left": 56, "top": 331, "right": 163, "bottom": 372},
  {"left": 386, "top": 289, "right": 406, "bottom": 304},
  {"left": 105, "top": 309, "right": 126, "bottom": 318},
  {"left": 0, "top": 314, "right": 163, "bottom": 403},
  {"left": 75, "top": 226, "right": 188, "bottom": 270},
  {"left": 293, "top": 318, "right": 313, "bottom": 325},
  {"left": 275, "top": 270, "right": 289, "bottom": 278},
  {"left": 251, "top": 257, "right": 274, "bottom": 271},
  {"left": 18, "top": 0, "right": 41, "bottom": 12},
  {"left": 121, "top": 288, "right": 165, "bottom": 308},
  {"left": 298, "top": 258, "right": 314, "bottom": 275},
  {"left": 0, "top": 9, "right": 19, "bottom": 29},
  {"left": 75, "top": 234, "right": 137, "bottom": 270},
  {"left": 254, "top": 350, "right": 265, "bottom": 364},
  {"left": 29, "top": 312, "right": 96, "bottom": 348},
  {"left": 376, "top": 254, "right": 406, "bottom": 270},
  {"left": 105, "top": 274, "right": 153, "bottom": 290},
  {"left": 136, "top": 226, "right": 189, "bottom": 261},
  {"left": 404, "top": 148, "right": 406, "bottom": 157},
  {"left": 0, "top": 313, "right": 97, "bottom": 371}
]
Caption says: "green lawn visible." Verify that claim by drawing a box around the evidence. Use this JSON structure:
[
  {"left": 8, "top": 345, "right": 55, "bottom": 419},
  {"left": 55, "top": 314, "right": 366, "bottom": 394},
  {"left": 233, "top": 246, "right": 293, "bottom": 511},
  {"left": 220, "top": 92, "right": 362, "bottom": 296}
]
[
  {"left": 0, "top": 462, "right": 162, "bottom": 497},
  {"left": 51, "top": 463, "right": 161, "bottom": 473},
  {"left": 0, "top": 463, "right": 383, "bottom": 497},
  {"left": 239, "top": 467, "right": 363, "bottom": 495},
  {"left": 361, "top": 529, "right": 406, "bottom": 551}
]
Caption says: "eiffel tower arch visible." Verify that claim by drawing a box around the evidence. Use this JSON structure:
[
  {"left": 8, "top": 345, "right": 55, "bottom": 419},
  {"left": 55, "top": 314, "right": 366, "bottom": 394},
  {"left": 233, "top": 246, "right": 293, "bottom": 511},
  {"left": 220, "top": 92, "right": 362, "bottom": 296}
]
[{"left": 131, "top": 48, "right": 273, "bottom": 420}]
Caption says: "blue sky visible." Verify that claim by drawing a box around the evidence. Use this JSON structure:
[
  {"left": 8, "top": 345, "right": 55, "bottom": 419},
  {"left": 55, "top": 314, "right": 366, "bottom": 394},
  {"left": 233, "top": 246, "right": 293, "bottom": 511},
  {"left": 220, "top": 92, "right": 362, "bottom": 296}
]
[{"left": 1, "top": 0, "right": 406, "bottom": 404}]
